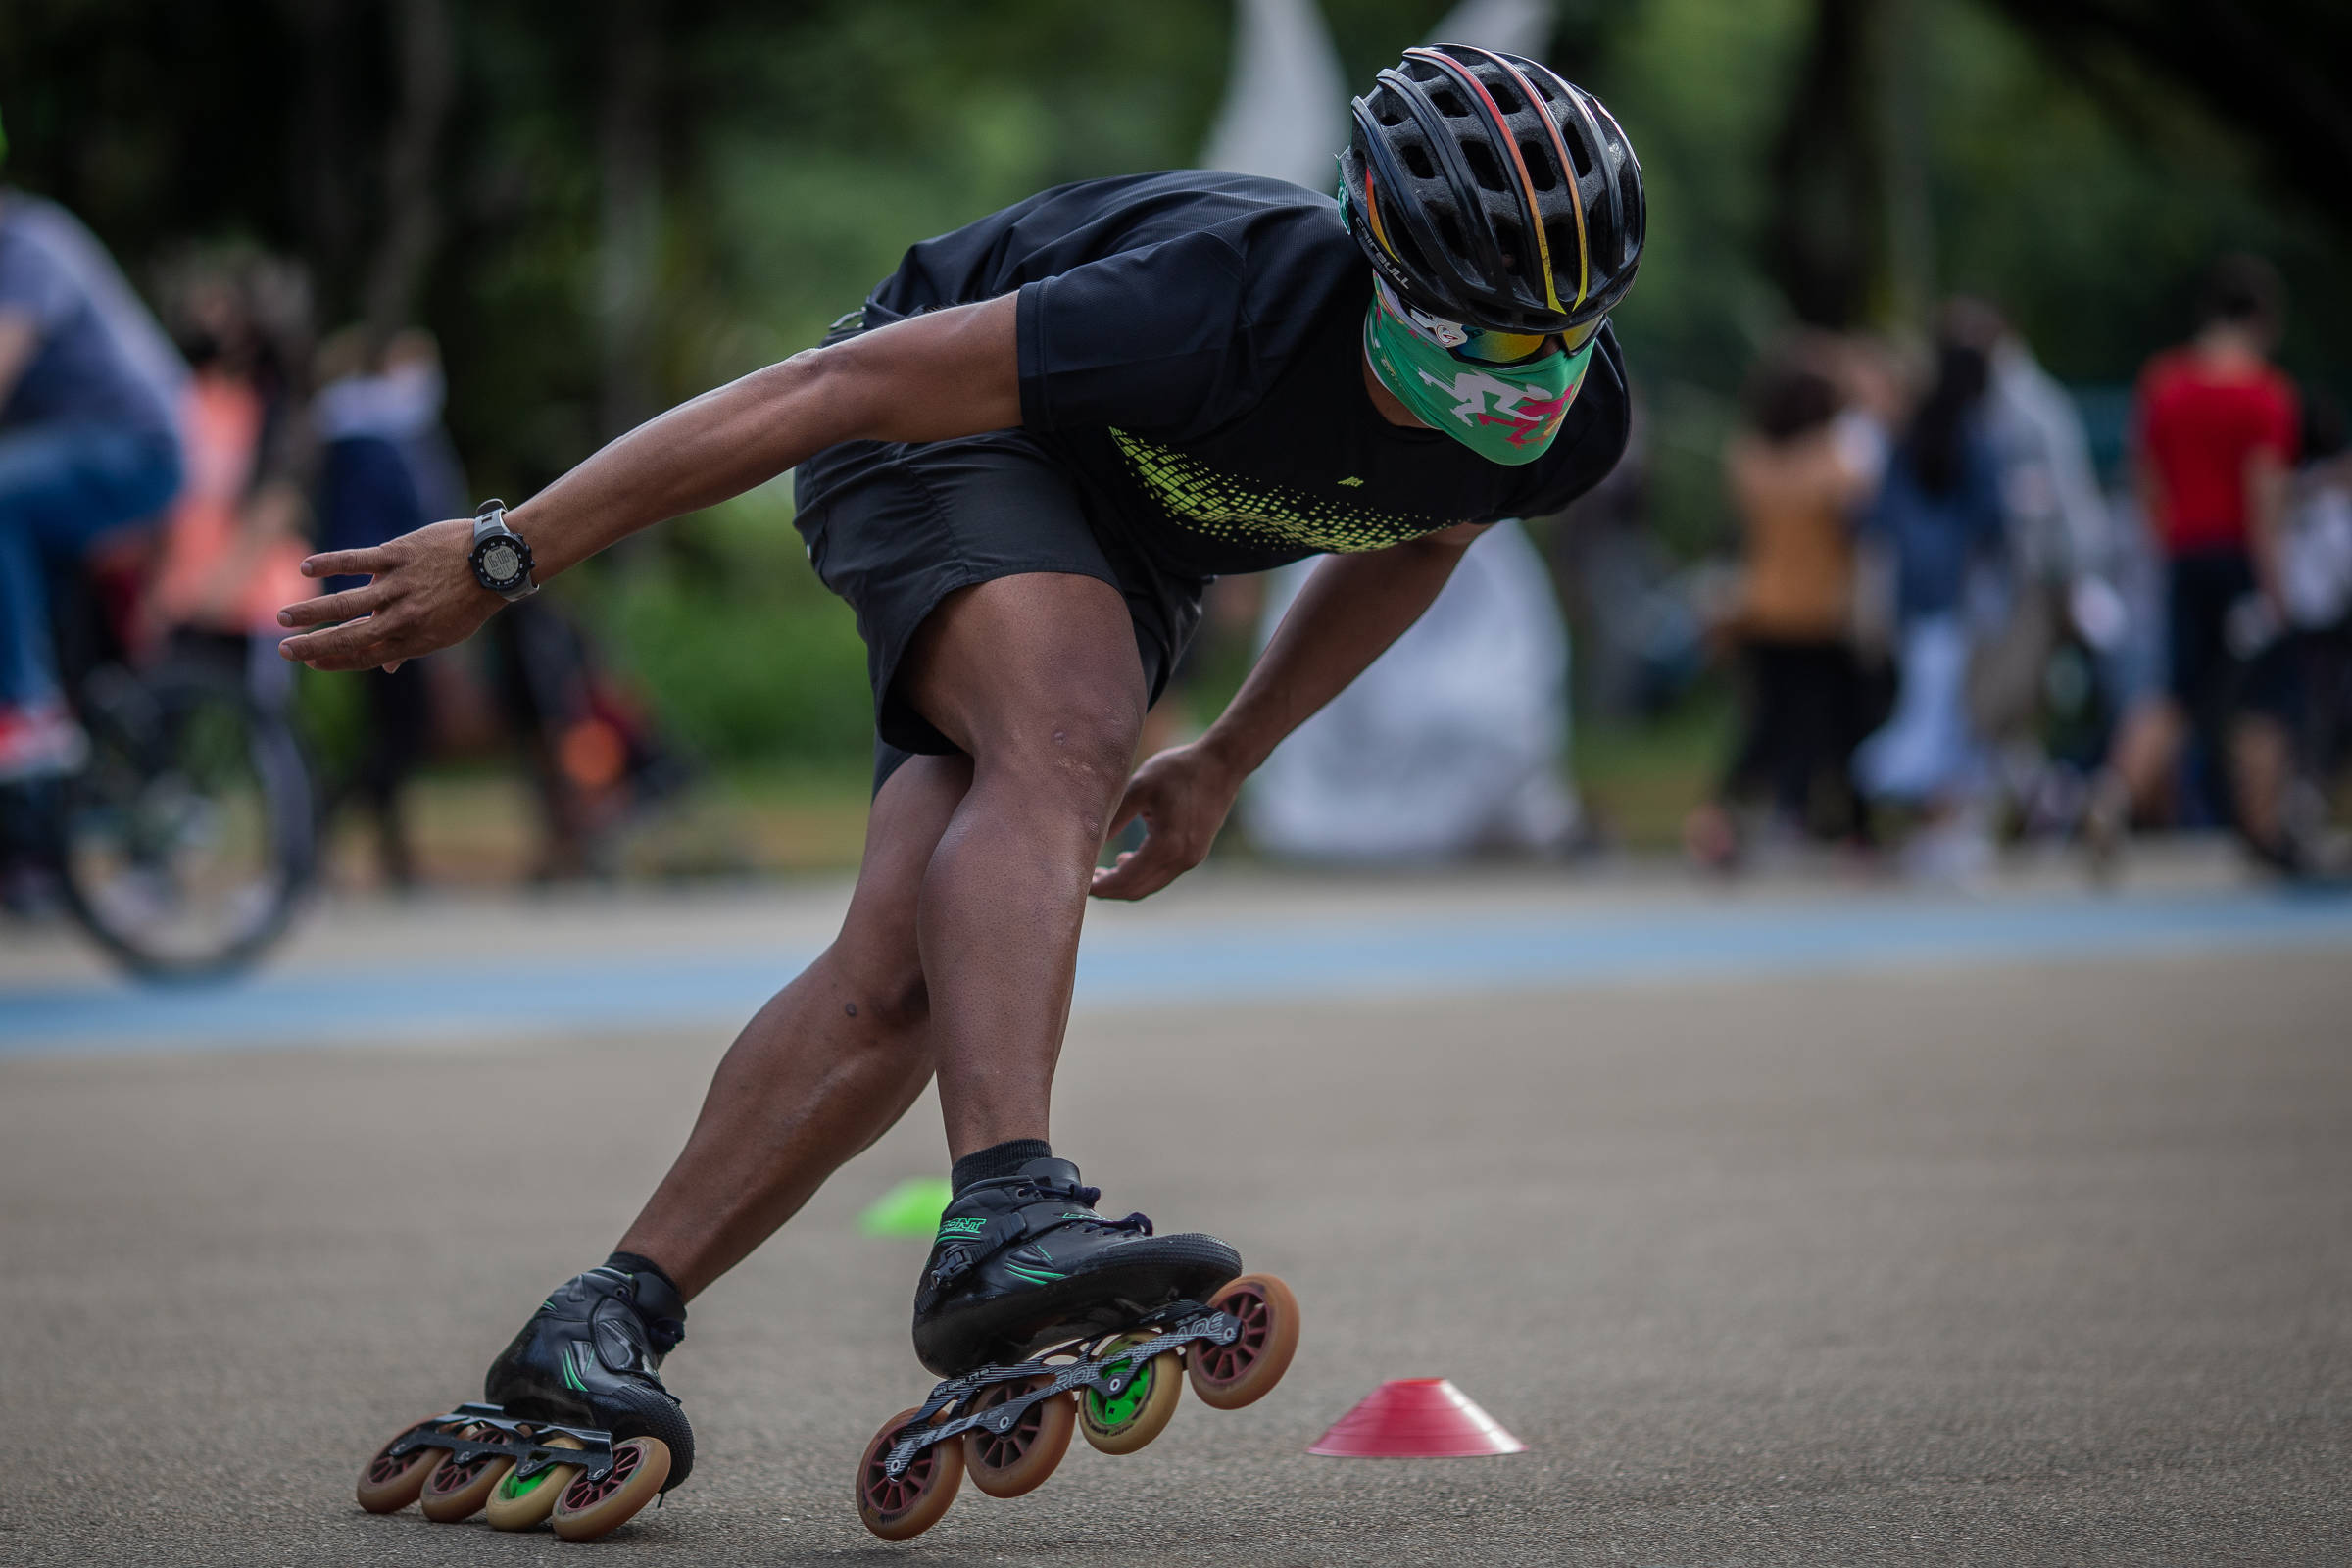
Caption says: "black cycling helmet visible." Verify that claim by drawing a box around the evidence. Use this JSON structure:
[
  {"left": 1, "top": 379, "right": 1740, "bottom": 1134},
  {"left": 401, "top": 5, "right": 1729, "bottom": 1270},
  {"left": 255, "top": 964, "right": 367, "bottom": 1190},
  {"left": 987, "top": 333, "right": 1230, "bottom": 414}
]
[{"left": 1339, "top": 45, "right": 1643, "bottom": 335}]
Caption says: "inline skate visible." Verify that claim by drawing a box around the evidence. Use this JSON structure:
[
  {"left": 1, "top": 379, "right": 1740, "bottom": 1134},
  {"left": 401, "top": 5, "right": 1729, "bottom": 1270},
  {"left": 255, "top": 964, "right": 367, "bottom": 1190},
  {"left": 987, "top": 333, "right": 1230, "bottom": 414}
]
[
  {"left": 855, "top": 1157, "right": 1300, "bottom": 1539},
  {"left": 355, "top": 1262, "right": 693, "bottom": 1541}
]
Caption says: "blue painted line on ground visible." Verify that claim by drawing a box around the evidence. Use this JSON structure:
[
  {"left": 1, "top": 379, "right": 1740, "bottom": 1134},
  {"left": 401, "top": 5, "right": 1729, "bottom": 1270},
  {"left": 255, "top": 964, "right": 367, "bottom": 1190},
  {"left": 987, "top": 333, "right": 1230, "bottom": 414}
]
[{"left": 3, "top": 886, "right": 2348, "bottom": 1058}]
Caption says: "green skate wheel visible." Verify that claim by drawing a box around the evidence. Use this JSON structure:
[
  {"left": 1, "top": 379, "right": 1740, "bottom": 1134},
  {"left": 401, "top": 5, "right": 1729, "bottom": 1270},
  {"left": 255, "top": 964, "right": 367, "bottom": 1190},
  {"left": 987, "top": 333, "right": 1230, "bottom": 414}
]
[
  {"left": 1187, "top": 1273, "right": 1301, "bottom": 1410},
  {"left": 1078, "top": 1334, "right": 1183, "bottom": 1455},
  {"left": 551, "top": 1436, "right": 670, "bottom": 1542},
  {"left": 483, "top": 1432, "right": 584, "bottom": 1531},
  {"left": 356, "top": 1419, "right": 447, "bottom": 1513}
]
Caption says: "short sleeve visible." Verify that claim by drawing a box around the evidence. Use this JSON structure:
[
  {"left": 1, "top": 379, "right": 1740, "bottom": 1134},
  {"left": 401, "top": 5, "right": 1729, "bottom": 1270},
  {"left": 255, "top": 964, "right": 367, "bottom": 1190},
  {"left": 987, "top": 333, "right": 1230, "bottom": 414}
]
[
  {"left": 1017, "top": 230, "right": 1252, "bottom": 437},
  {"left": 0, "top": 232, "right": 77, "bottom": 327},
  {"left": 2258, "top": 374, "right": 2301, "bottom": 464}
]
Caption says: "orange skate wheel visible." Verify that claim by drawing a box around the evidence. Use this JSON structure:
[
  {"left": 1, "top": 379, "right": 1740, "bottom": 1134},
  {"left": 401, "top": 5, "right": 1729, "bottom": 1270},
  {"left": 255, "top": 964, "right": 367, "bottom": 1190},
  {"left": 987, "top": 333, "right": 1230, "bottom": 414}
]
[
  {"left": 1078, "top": 1333, "right": 1183, "bottom": 1455},
  {"left": 355, "top": 1420, "right": 447, "bottom": 1513},
  {"left": 963, "top": 1375, "right": 1076, "bottom": 1498},
  {"left": 550, "top": 1436, "right": 670, "bottom": 1542},
  {"left": 1187, "top": 1273, "right": 1300, "bottom": 1410},
  {"left": 856, "top": 1406, "right": 963, "bottom": 1540}
]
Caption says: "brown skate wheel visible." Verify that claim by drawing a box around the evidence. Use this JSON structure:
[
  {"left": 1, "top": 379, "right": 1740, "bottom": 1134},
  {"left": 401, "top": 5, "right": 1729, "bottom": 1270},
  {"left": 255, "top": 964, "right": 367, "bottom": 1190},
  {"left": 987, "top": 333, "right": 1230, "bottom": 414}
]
[
  {"left": 1077, "top": 1333, "right": 1183, "bottom": 1455},
  {"left": 418, "top": 1422, "right": 514, "bottom": 1522},
  {"left": 1188, "top": 1273, "right": 1300, "bottom": 1410},
  {"left": 856, "top": 1406, "right": 963, "bottom": 1541},
  {"left": 483, "top": 1432, "right": 584, "bottom": 1532},
  {"left": 551, "top": 1436, "right": 670, "bottom": 1542},
  {"left": 962, "top": 1375, "right": 1076, "bottom": 1498},
  {"left": 355, "top": 1420, "right": 448, "bottom": 1513}
]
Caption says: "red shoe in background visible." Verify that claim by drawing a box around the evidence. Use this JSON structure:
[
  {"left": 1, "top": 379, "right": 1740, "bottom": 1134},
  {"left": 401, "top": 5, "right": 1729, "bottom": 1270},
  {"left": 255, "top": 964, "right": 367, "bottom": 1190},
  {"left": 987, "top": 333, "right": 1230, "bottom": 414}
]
[{"left": 0, "top": 700, "right": 89, "bottom": 782}]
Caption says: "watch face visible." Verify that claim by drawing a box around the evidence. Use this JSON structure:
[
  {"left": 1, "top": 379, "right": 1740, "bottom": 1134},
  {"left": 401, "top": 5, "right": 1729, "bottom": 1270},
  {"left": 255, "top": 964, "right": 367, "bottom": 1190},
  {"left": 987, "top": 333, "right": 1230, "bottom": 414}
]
[{"left": 481, "top": 541, "right": 521, "bottom": 583}]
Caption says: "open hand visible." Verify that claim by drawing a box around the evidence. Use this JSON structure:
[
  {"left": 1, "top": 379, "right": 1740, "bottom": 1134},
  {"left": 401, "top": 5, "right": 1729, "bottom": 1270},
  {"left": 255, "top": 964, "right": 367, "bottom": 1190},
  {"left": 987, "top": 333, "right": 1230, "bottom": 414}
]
[
  {"left": 275, "top": 517, "right": 499, "bottom": 672},
  {"left": 1089, "top": 742, "right": 1246, "bottom": 902}
]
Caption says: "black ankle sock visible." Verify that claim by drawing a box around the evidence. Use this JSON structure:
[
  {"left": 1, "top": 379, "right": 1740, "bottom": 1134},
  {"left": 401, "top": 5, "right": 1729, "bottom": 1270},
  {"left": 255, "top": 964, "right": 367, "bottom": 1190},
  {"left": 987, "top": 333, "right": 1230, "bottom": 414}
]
[
  {"left": 952, "top": 1139, "right": 1054, "bottom": 1194},
  {"left": 605, "top": 1251, "right": 682, "bottom": 1299}
]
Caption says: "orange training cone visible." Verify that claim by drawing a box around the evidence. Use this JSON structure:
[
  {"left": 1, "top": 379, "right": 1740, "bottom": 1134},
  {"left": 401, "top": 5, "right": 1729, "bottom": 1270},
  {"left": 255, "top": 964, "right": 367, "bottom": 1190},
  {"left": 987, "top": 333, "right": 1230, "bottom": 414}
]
[{"left": 1307, "top": 1378, "right": 1526, "bottom": 1457}]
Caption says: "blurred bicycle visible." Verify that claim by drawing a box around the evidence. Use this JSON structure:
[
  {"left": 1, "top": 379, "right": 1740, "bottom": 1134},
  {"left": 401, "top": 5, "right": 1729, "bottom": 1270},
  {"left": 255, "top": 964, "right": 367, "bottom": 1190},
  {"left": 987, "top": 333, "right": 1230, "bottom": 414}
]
[{"left": 0, "top": 559, "right": 316, "bottom": 979}]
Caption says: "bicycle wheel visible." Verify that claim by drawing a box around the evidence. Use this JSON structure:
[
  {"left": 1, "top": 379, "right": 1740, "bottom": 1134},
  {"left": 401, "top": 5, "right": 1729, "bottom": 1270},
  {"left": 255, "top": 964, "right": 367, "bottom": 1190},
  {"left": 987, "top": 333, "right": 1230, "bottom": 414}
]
[{"left": 59, "top": 662, "right": 317, "bottom": 979}]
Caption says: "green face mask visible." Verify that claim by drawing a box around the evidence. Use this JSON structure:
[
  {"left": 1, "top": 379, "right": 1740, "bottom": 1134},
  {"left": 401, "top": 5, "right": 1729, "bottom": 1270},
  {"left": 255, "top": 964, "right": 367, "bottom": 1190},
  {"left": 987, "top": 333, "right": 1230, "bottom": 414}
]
[{"left": 1362, "top": 281, "right": 1594, "bottom": 466}]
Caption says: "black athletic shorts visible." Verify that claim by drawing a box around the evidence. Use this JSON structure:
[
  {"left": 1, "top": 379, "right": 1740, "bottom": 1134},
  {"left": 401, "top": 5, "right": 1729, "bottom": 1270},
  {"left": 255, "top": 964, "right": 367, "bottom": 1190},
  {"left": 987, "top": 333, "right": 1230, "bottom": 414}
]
[{"left": 793, "top": 429, "right": 1207, "bottom": 794}]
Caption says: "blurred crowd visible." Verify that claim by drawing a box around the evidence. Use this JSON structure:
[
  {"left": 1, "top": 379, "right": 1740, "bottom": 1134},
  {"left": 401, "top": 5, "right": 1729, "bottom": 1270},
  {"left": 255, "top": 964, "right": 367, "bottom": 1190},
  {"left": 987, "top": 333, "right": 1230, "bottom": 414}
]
[
  {"left": 0, "top": 180, "right": 678, "bottom": 888},
  {"left": 1672, "top": 256, "right": 2350, "bottom": 880}
]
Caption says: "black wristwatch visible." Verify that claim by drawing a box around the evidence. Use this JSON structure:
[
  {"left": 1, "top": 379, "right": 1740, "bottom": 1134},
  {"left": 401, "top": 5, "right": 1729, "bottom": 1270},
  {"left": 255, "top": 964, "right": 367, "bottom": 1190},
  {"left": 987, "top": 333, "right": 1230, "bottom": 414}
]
[{"left": 467, "top": 499, "right": 538, "bottom": 603}]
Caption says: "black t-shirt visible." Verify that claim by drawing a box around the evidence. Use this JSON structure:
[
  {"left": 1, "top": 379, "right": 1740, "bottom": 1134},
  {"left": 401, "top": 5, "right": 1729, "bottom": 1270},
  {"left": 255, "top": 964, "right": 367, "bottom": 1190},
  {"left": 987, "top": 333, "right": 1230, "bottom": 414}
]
[{"left": 862, "top": 170, "right": 1630, "bottom": 581}]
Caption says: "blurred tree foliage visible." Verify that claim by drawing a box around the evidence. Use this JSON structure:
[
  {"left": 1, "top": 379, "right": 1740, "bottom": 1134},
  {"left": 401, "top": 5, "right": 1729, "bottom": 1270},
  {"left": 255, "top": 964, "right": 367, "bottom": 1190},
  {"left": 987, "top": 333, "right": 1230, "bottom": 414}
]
[{"left": 3, "top": 0, "right": 2346, "bottom": 762}]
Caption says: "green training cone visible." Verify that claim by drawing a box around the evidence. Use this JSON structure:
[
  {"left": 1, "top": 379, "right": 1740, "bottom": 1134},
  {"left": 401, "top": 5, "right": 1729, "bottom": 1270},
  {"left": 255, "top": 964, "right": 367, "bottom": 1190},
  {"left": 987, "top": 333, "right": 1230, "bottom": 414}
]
[{"left": 858, "top": 1176, "right": 955, "bottom": 1238}]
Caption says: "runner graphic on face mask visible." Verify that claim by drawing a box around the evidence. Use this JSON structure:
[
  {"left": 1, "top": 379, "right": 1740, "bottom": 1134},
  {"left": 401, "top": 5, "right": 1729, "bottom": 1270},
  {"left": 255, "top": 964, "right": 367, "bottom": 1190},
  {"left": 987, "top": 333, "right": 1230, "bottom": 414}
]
[{"left": 307, "top": 45, "right": 1642, "bottom": 1543}]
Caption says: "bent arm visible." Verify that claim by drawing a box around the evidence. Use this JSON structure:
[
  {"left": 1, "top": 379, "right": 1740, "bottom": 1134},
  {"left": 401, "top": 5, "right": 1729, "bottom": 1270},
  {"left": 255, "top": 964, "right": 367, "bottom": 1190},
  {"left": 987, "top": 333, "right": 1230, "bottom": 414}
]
[
  {"left": 1198, "top": 524, "right": 1483, "bottom": 779},
  {"left": 1088, "top": 523, "right": 1484, "bottom": 901},
  {"left": 503, "top": 297, "right": 1020, "bottom": 578},
  {"left": 0, "top": 313, "right": 39, "bottom": 409},
  {"left": 279, "top": 296, "right": 1019, "bottom": 670}
]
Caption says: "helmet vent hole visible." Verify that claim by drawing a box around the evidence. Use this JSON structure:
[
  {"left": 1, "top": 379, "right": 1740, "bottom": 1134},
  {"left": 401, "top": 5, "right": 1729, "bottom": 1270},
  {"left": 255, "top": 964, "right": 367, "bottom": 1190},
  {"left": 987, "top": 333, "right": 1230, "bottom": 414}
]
[
  {"left": 1435, "top": 213, "right": 1469, "bottom": 259},
  {"left": 1521, "top": 143, "right": 1558, "bottom": 192},
  {"left": 1372, "top": 89, "right": 1408, "bottom": 128},
  {"left": 1431, "top": 88, "right": 1469, "bottom": 118},
  {"left": 1461, "top": 140, "right": 1508, "bottom": 193},
  {"left": 1494, "top": 220, "right": 1527, "bottom": 277},
  {"left": 1485, "top": 78, "right": 1522, "bottom": 114},
  {"left": 1401, "top": 142, "right": 1438, "bottom": 181},
  {"left": 1567, "top": 133, "right": 1593, "bottom": 179},
  {"left": 1545, "top": 219, "right": 1580, "bottom": 273}
]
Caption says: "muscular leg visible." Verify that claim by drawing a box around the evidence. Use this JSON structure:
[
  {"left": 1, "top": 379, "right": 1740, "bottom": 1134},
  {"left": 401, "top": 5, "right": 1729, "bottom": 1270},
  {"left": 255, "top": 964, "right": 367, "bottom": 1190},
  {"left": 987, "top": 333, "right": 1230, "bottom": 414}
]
[
  {"left": 609, "top": 572, "right": 1143, "bottom": 1296},
  {"left": 895, "top": 573, "right": 1147, "bottom": 1158},
  {"left": 614, "top": 752, "right": 971, "bottom": 1298}
]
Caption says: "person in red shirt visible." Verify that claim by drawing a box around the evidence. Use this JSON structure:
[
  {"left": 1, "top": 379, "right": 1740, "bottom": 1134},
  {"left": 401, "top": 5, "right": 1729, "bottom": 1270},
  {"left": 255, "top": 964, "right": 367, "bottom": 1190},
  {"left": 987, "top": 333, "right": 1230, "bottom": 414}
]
[{"left": 2092, "top": 255, "right": 2300, "bottom": 865}]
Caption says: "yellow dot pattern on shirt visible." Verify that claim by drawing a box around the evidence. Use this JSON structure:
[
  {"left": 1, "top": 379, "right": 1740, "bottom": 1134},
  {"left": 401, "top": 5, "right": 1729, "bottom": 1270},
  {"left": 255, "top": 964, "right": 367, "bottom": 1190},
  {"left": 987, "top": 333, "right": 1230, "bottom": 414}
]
[{"left": 1107, "top": 429, "right": 1459, "bottom": 555}]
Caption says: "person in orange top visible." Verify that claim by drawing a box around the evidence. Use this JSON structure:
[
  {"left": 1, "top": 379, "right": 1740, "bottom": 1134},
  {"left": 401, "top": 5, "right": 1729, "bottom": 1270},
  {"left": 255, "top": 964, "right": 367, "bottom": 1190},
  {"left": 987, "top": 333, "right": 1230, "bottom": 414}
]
[
  {"left": 1686, "top": 341, "right": 1879, "bottom": 865},
  {"left": 2092, "top": 256, "right": 2300, "bottom": 864}
]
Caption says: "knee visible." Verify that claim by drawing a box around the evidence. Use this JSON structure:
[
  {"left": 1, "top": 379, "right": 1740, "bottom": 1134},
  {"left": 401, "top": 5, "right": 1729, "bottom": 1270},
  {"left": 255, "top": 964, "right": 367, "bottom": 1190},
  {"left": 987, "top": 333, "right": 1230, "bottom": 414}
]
[
  {"left": 979, "top": 696, "right": 1142, "bottom": 821},
  {"left": 838, "top": 952, "right": 930, "bottom": 1035}
]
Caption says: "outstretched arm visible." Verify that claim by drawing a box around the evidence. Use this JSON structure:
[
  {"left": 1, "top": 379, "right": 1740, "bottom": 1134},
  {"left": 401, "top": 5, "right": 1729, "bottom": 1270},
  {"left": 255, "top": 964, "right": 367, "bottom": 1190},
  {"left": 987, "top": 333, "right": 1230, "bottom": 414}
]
[
  {"left": 1089, "top": 522, "right": 1486, "bottom": 901},
  {"left": 276, "top": 295, "right": 1020, "bottom": 671}
]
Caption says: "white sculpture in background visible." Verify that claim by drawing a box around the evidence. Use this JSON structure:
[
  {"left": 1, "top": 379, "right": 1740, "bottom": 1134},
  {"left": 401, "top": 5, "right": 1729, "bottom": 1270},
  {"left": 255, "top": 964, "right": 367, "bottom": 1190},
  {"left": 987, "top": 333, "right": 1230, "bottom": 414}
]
[{"left": 1245, "top": 519, "right": 1581, "bottom": 862}]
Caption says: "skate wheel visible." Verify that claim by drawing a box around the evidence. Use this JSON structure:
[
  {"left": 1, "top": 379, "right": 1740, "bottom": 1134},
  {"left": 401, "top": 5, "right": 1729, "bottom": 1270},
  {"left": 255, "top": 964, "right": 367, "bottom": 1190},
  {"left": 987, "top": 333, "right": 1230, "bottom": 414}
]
[
  {"left": 1078, "top": 1333, "right": 1183, "bottom": 1455},
  {"left": 419, "top": 1424, "right": 514, "bottom": 1522},
  {"left": 483, "top": 1432, "right": 584, "bottom": 1532},
  {"left": 1188, "top": 1272, "right": 1300, "bottom": 1411},
  {"left": 856, "top": 1406, "right": 963, "bottom": 1541},
  {"left": 551, "top": 1436, "right": 670, "bottom": 1542},
  {"left": 356, "top": 1420, "right": 447, "bottom": 1514},
  {"left": 962, "top": 1375, "right": 1075, "bottom": 1499}
]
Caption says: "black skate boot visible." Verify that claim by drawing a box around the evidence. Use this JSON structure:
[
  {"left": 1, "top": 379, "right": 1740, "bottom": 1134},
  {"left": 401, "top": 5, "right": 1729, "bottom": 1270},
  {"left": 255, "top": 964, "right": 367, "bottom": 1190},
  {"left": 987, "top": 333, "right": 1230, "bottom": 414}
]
[
  {"left": 911, "top": 1156, "right": 1241, "bottom": 1376},
  {"left": 483, "top": 1263, "right": 695, "bottom": 1491}
]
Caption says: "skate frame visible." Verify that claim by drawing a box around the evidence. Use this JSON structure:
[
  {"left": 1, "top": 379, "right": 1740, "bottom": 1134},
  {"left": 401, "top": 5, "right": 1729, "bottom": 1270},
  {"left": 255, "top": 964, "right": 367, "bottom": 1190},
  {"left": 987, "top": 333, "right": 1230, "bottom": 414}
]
[
  {"left": 383, "top": 1402, "right": 618, "bottom": 1485},
  {"left": 882, "top": 1300, "right": 1241, "bottom": 1478}
]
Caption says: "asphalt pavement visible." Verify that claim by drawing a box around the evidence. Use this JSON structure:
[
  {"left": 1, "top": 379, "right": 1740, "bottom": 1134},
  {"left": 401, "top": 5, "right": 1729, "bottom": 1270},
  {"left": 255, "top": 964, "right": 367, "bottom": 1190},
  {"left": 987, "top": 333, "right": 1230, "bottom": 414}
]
[{"left": 3, "top": 862, "right": 2348, "bottom": 1565}]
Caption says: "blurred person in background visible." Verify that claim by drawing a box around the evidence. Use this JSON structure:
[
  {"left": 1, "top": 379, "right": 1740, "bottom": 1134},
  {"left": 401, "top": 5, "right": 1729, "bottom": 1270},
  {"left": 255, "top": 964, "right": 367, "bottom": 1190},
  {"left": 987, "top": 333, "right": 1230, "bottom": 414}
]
[
  {"left": 313, "top": 326, "right": 458, "bottom": 887},
  {"left": 1685, "top": 340, "right": 1877, "bottom": 868},
  {"left": 0, "top": 110, "right": 186, "bottom": 778},
  {"left": 2089, "top": 255, "right": 2300, "bottom": 867},
  {"left": 290, "top": 47, "right": 1640, "bottom": 1520},
  {"left": 1852, "top": 322, "right": 2006, "bottom": 880},
  {"left": 146, "top": 254, "right": 315, "bottom": 671}
]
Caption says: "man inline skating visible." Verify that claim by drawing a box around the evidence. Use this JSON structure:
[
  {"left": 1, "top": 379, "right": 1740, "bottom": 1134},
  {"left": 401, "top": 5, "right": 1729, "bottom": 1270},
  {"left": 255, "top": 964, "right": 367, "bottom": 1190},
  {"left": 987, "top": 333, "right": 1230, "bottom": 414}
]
[{"left": 312, "top": 45, "right": 1642, "bottom": 1539}]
